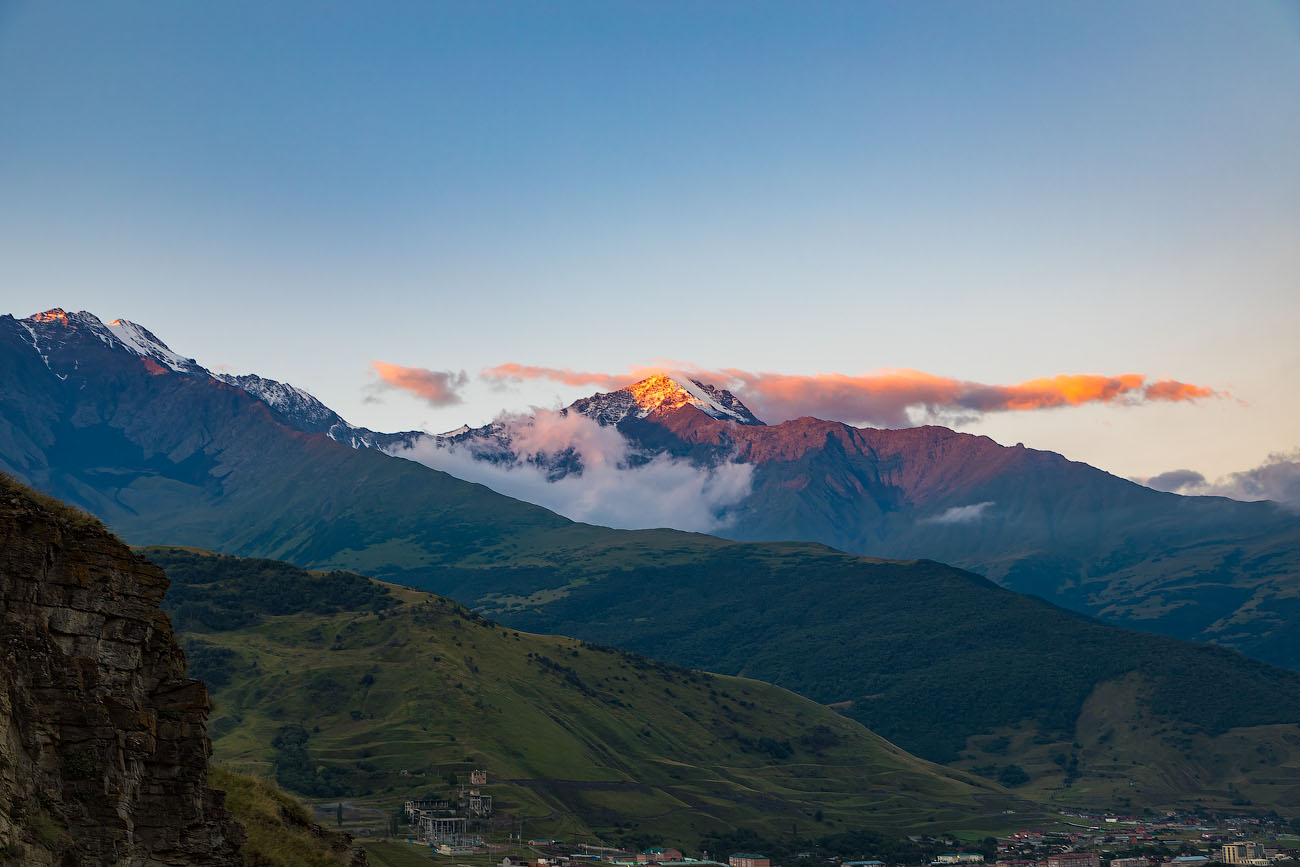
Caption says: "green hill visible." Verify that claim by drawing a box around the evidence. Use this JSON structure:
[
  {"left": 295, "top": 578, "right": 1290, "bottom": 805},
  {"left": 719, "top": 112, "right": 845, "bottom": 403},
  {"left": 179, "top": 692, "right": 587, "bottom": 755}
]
[{"left": 146, "top": 547, "right": 1031, "bottom": 846}]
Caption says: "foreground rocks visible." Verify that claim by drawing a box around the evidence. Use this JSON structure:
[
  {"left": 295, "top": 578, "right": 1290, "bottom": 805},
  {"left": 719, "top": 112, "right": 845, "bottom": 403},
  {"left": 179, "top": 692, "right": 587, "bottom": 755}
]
[{"left": 0, "top": 478, "right": 243, "bottom": 865}]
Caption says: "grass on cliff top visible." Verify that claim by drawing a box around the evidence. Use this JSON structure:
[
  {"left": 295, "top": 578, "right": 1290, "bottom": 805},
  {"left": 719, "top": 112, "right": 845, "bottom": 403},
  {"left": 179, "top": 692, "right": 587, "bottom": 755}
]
[
  {"left": 362, "top": 842, "right": 438, "bottom": 867},
  {"left": 0, "top": 472, "right": 105, "bottom": 533},
  {"left": 211, "top": 765, "right": 355, "bottom": 867}
]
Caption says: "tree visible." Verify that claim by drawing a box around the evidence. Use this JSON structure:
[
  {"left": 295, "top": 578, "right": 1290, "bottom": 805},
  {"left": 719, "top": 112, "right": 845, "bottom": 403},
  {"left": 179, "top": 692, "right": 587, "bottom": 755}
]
[{"left": 997, "top": 765, "right": 1030, "bottom": 787}]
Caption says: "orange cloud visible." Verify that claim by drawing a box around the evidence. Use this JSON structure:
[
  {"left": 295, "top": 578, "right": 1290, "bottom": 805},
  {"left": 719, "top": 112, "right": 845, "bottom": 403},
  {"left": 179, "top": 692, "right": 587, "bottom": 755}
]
[
  {"left": 481, "top": 363, "right": 672, "bottom": 391},
  {"left": 481, "top": 363, "right": 1225, "bottom": 427},
  {"left": 481, "top": 363, "right": 635, "bottom": 390},
  {"left": 1142, "top": 379, "right": 1218, "bottom": 402},
  {"left": 371, "top": 361, "right": 468, "bottom": 406}
]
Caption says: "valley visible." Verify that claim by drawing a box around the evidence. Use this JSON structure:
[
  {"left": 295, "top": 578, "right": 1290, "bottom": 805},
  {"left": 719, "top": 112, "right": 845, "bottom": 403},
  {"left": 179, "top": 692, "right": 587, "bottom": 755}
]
[
  {"left": 1, "top": 308, "right": 1298, "bottom": 851},
  {"left": 5, "top": 7, "right": 1296, "bottom": 865}
]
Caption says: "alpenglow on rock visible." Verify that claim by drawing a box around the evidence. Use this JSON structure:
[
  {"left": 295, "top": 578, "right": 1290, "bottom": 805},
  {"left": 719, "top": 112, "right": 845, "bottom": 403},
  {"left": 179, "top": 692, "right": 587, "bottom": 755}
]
[{"left": 568, "top": 374, "right": 766, "bottom": 427}]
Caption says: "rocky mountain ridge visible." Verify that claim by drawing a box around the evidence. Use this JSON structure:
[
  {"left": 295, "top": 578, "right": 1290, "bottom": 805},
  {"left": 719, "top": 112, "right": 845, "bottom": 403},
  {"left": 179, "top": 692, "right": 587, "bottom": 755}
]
[{"left": 14, "top": 308, "right": 421, "bottom": 453}]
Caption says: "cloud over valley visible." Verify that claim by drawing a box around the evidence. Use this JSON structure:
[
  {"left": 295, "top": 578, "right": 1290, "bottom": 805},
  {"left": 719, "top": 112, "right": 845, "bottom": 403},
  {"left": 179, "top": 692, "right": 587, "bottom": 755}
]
[{"left": 387, "top": 410, "right": 754, "bottom": 533}]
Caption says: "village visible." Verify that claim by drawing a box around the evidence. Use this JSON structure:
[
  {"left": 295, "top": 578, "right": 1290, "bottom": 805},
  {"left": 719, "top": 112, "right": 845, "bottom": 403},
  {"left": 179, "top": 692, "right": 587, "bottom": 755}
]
[{"left": 375, "top": 773, "right": 1298, "bottom": 867}]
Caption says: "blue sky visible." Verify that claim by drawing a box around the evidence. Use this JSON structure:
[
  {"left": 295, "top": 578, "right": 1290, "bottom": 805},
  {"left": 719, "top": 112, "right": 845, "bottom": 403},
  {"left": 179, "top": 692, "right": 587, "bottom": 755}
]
[{"left": 1, "top": 0, "right": 1296, "bottom": 479}]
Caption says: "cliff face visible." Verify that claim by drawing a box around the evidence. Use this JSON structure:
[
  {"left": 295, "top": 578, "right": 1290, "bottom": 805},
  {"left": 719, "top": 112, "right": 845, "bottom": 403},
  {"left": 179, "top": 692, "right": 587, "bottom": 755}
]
[{"left": 0, "top": 479, "right": 243, "bottom": 866}]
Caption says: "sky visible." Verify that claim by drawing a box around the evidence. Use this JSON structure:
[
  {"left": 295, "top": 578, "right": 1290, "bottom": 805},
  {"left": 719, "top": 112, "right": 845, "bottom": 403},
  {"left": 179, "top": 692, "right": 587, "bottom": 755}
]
[{"left": 1, "top": 0, "right": 1297, "bottom": 482}]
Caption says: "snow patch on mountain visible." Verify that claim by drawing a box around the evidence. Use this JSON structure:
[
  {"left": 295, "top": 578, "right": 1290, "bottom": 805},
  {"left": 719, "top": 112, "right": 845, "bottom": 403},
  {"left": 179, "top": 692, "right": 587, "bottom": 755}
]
[
  {"left": 215, "top": 372, "right": 344, "bottom": 433},
  {"left": 106, "top": 318, "right": 207, "bottom": 374}
]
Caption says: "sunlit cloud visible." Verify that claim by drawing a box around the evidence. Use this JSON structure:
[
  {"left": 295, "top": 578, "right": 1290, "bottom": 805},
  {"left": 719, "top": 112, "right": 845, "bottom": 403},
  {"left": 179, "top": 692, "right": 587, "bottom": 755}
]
[
  {"left": 1142, "top": 379, "right": 1219, "bottom": 402},
  {"left": 481, "top": 363, "right": 652, "bottom": 391},
  {"left": 369, "top": 361, "right": 468, "bottom": 407},
  {"left": 479, "top": 363, "right": 1226, "bottom": 427}
]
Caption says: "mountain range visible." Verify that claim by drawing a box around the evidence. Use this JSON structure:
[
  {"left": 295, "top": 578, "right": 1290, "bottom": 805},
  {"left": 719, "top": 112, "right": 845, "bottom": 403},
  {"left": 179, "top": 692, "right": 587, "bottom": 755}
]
[
  {"left": 385, "top": 374, "right": 1300, "bottom": 672},
  {"left": 2, "top": 308, "right": 1299, "bottom": 815}
]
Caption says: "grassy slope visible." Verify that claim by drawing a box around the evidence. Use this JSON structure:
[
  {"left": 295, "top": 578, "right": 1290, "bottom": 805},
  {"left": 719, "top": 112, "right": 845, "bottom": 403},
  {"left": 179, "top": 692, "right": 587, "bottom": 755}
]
[
  {"left": 150, "top": 546, "right": 1300, "bottom": 820},
  {"left": 408, "top": 545, "right": 1300, "bottom": 785},
  {"left": 148, "top": 549, "right": 1028, "bottom": 846},
  {"left": 211, "top": 766, "right": 361, "bottom": 866},
  {"left": 950, "top": 673, "right": 1300, "bottom": 814}
]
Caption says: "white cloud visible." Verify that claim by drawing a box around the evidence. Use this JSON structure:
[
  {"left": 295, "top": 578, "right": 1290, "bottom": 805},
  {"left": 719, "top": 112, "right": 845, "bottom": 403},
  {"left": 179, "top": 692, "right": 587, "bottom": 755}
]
[
  {"left": 924, "top": 501, "right": 996, "bottom": 524},
  {"left": 388, "top": 410, "right": 754, "bottom": 533}
]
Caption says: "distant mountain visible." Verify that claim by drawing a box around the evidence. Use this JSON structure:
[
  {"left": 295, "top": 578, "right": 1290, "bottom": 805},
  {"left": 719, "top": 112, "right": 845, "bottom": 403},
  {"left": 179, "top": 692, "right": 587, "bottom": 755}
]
[
  {"left": 5, "top": 307, "right": 421, "bottom": 452},
  {"left": 213, "top": 371, "right": 420, "bottom": 451},
  {"left": 3, "top": 306, "right": 1300, "bottom": 818},
  {"left": 398, "top": 373, "right": 1300, "bottom": 673},
  {"left": 13, "top": 312, "right": 1295, "bottom": 674}
]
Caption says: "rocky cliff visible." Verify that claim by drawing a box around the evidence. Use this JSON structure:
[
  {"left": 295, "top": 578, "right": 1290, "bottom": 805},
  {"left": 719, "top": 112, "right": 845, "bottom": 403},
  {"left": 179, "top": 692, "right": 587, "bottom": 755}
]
[{"left": 0, "top": 476, "right": 243, "bottom": 866}]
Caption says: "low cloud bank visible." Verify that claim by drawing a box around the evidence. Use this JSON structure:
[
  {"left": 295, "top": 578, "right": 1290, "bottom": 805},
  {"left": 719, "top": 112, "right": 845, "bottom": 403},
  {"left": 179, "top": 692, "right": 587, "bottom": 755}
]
[
  {"left": 1143, "top": 449, "right": 1300, "bottom": 510},
  {"left": 389, "top": 410, "right": 754, "bottom": 532}
]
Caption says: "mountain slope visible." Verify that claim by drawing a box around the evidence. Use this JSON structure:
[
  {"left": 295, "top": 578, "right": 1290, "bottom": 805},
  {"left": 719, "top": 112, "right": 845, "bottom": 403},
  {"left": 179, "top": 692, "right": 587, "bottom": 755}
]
[
  {"left": 146, "top": 547, "right": 1026, "bottom": 844},
  {"left": 3, "top": 309, "right": 1299, "bottom": 815},
  {"left": 405, "top": 374, "right": 1300, "bottom": 672},
  {"left": 627, "top": 404, "right": 1300, "bottom": 671}
]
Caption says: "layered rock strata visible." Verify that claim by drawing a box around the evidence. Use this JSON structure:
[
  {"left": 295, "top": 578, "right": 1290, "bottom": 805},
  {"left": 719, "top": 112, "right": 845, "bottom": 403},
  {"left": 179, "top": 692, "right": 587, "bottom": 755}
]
[{"left": 0, "top": 480, "right": 243, "bottom": 866}]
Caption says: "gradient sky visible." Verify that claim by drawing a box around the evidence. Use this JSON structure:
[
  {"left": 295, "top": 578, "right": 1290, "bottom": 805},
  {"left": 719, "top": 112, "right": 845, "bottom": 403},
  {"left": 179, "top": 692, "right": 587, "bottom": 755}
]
[{"left": 1, "top": 1, "right": 1297, "bottom": 481}]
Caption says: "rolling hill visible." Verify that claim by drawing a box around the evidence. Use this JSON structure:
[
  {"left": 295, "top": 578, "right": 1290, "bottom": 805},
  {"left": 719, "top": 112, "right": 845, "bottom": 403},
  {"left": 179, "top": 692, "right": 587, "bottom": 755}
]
[{"left": 146, "top": 547, "right": 1029, "bottom": 846}]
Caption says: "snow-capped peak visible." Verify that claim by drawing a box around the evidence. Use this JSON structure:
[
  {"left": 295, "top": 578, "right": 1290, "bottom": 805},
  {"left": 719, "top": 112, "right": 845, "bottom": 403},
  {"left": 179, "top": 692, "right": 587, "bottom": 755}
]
[
  {"left": 214, "top": 372, "right": 345, "bottom": 432},
  {"left": 106, "top": 318, "right": 206, "bottom": 374},
  {"left": 26, "top": 308, "right": 117, "bottom": 341},
  {"left": 570, "top": 374, "right": 764, "bottom": 426},
  {"left": 21, "top": 308, "right": 143, "bottom": 364}
]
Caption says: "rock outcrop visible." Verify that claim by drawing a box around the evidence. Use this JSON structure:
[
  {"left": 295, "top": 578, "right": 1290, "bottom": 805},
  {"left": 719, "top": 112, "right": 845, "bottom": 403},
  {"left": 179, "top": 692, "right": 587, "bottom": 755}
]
[{"left": 0, "top": 477, "right": 243, "bottom": 866}]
